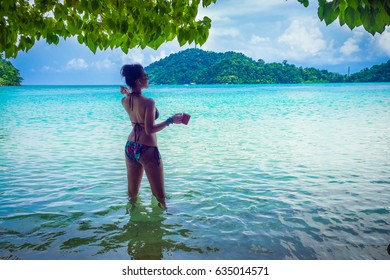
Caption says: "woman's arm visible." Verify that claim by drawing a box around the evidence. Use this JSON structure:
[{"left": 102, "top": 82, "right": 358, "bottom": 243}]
[
  {"left": 144, "top": 99, "right": 182, "bottom": 135},
  {"left": 120, "top": 86, "right": 130, "bottom": 108}
]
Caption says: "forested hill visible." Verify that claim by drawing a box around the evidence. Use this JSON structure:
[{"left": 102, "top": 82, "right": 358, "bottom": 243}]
[
  {"left": 145, "top": 48, "right": 389, "bottom": 84},
  {"left": 348, "top": 61, "right": 390, "bottom": 82},
  {"left": 0, "top": 58, "right": 23, "bottom": 86}
]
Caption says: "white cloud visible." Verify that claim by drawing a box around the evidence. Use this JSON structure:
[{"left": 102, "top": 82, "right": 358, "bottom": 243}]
[
  {"left": 40, "top": 65, "right": 62, "bottom": 73},
  {"left": 340, "top": 37, "right": 361, "bottom": 56},
  {"left": 121, "top": 49, "right": 145, "bottom": 65},
  {"left": 150, "top": 50, "right": 170, "bottom": 63},
  {"left": 250, "top": 35, "right": 270, "bottom": 44},
  {"left": 278, "top": 19, "right": 327, "bottom": 56},
  {"left": 376, "top": 28, "right": 390, "bottom": 56},
  {"left": 93, "top": 58, "right": 115, "bottom": 70},
  {"left": 66, "top": 58, "right": 88, "bottom": 70},
  {"left": 197, "top": 25, "right": 241, "bottom": 53},
  {"left": 198, "top": 0, "right": 289, "bottom": 20},
  {"left": 42, "top": 66, "right": 54, "bottom": 71},
  {"left": 211, "top": 27, "right": 240, "bottom": 38}
]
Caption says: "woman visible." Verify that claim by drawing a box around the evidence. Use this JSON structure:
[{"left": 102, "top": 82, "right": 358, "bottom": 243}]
[{"left": 120, "top": 64, "right": 183, "bottom": 209}]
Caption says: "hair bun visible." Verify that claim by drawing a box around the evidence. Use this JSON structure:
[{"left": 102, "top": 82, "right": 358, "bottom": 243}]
[
  {"left": 120, "top": 64, "right": 144, "bottom": 88},
  {"left": 121, "top": 64, "right": 133, "bottom": 77}
]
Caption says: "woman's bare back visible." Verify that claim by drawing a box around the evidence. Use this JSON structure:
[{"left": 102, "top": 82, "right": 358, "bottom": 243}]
[{"left": 122, "top": 94, "right": 158, "bottom": 146}]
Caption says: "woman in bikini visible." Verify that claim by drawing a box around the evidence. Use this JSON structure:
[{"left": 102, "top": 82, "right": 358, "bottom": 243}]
[{"left": 120, "top": 64, "right": 183, "bottom": 209}]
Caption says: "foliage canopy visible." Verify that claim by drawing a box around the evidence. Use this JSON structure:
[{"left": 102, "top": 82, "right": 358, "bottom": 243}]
[
  {"left": 0, "top": 57, "right": 23, "bottom": 85},
  {"left": 299, "top": 0, "right": 389, "bottom": 35},
  {"left": 0, "top": 0, "right": 389, "bottom": 58},
  {"left": 0, "top": 0, "right": 215, "bottom": 58}
]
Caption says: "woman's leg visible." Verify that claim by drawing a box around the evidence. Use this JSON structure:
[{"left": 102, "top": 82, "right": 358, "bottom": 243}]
[
  {"left": 139, "top": 148, "right": 166, "bottom": 207},
  {"left": 125, "top": 156, "right": 144, "bottom": 201}
]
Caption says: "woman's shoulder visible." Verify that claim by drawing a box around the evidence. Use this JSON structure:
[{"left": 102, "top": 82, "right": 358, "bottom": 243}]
[
  {"left": 121, "top": 96, "right": 128, "bottom": 105},
  {"left": 143, "top": 97, "right": 155, "bottom": 107}
]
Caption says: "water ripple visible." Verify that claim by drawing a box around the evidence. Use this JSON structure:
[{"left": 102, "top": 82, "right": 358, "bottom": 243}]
[{"left": 1, "top": 84, "right": 389, "bottom": 259}]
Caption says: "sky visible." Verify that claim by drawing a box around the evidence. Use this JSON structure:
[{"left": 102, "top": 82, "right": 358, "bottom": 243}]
[{"left": 10, "top": 0, "right": 390, "bottom": 85}]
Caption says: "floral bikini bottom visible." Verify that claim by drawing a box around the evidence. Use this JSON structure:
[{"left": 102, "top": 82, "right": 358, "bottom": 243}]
[{"left": 125, "top": 141, "right": 161, "bottom": 165}]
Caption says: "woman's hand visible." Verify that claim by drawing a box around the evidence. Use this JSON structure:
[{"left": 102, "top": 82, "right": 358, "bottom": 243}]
[
  {"left": 120, "top": 86, "right": 130, "bottom": 95},
  {"left": 172, "top": 113, "right": 183, "bottom": 124}
]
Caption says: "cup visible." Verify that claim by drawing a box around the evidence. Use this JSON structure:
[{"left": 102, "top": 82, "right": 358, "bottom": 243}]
[{"left": 182, "top": 113, "right": 191, "bottom": 125}]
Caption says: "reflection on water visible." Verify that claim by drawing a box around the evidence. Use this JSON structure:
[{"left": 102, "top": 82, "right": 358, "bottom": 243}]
[
  {"left": 0, "top": 198, "right": 214, "bottom": 260},
  {"left": 125, "top": 201, "right": 167, "bottom": 260},
  {"left": 123, "top": 199, "right": 205, "bottom": 260},
  {"left": 91, "top": 198, "right": 209, "bottom": 260}
]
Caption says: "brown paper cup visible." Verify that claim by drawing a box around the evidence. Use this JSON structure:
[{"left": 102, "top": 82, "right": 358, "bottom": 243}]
[{"left": 182, "top": 113, "right": 191, "bottom": 125}]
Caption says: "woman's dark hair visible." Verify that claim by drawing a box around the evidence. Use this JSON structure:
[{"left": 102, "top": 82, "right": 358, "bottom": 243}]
[{"left": 121, "top": 64, "right": 144, "bottom": 89}]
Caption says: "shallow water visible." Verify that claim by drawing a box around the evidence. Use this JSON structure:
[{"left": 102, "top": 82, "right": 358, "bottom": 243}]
[{"left": 0, "top": 83, "right": 389, "bottom": 259}]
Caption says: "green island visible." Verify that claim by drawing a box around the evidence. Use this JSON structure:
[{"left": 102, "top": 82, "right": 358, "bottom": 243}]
[
  {"left": 146, "top": 48, "right": 390, "bottom": 85},
  {"left": 0, "top": 56, "right": 23, "bottom": 86}
]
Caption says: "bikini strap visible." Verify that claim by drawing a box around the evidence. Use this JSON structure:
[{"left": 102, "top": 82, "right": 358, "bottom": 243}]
[
  {"left": 128, "top": 91, "right": 141, "bottom": 111},
  {"left": 129, "top": 93, "right": 134, "bottom": 111},
  {"left": 133, "top": 123, "right": 143, "bottom": 143}
]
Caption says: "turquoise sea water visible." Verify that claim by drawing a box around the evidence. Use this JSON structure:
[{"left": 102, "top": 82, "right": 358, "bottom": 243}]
[{"left": 0, "top": 83, "right": 389, "bottom": 260}]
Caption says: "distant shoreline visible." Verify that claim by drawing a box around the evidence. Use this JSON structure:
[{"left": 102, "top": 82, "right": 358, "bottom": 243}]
[{"left": 5, "top": 81, "right": 389, "bottom": 87}]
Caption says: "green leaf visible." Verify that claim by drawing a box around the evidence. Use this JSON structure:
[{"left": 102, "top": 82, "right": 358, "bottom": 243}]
[
  {"left": 5, "top": 46, "right": 15, "bottom": 59},
  {"left": 86, "top": 35, "right": 97, "bottom": 53},
  {"left": 20, "top": 36, "right": 34, "bottom": 51},
  {"left": 338, "top": 10, "right": 346, "bottom": 26},
  {"left": 154, "top": 36, "right": 165, "bottom": 49},
  {"left": 375, "top": 5, "right": 390, "bottom": 33},
  {"left": 202, "top": 0, "right": 212, "bottom": 8},
  {"left": 298, "top": 0, "right": 309, "bottom": 8},
  {"left": 91, "top": 0, "right": 100, "bottom": 12},
  {"left": 77, "top": 35, "right": 84, "bottom": 44},
  {"left": 53, "top": 34, "right": 60, "bottom": 45},
  {"left": 46, "top": 34, "right": 59, "bottom": 45},
  {"left": 360, "top": 8, "right": 376, "bottom": 35},
  {"left": 163, "top": 24, "right": 171, "bottom": 36},
  {"left": 202, "top": 16, "right": 212, "bottom": 27},
  {"left": 338, "top": 0, "right": 348, "bottom": 13},
  {"left": 332, "top": 0, "right": 340, "bottom": 11},
  {"left": 348, "top": 0, "right": 359, "bottom": 10},
  {"left": 344, "top": 7, "right": 359, "bottom": 29},
  {"left": 318, "top": 5, "right": 324, "bottom": 21},
  {"left": 120, "top": 44, "right": 127, "bottom": 54},
  {"left": 177, "top": 28, "right": 186, "bottom": 46},
  {"left": 196, "top": 25, "right": 209, "bottom": 45},
  {"left": 121, "top": 20, "right": 129, "bottom": 33},
  {"left": 323, "top": 2, "right": 339, "bottom": 25},
  {"left": 188, "top": 28, "right": 195, "bottom": 44},
  {"left": 188, "top": 4, "right": 198, "bottom": 19}
]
